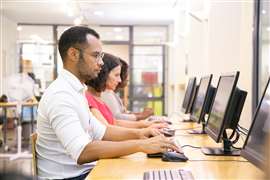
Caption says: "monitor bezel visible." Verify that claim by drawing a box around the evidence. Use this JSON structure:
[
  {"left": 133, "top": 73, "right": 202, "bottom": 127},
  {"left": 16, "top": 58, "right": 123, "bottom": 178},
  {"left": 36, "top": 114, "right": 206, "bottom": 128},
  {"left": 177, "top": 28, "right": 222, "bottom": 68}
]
[
  {"left": 190, "top": 74, "right": 213, "bottom": 123},
  {"left": 181, "top": 77, "right": 196, "bottom": 114},
  {"left": 241, "top": 77, "right": 270, "bottom": 170},
  {"left": 205, "top": 71, "right": 240, "bottom": 143}
]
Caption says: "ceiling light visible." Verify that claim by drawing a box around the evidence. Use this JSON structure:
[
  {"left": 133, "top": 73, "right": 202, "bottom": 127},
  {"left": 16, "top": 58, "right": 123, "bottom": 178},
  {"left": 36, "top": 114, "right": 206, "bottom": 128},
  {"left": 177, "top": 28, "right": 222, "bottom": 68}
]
[
  {"left": 262, "top": 10, "right": 266, "bottom": 14},
  {"left": 74, "top": 17, "right": 82, "bottom": 25},
  {"left": 94, "top": 11, "right": 104, "bottom": 16},
  {"left": 67, "top": 11, "right": 74, "bottom": 17},
  {"left": 50, "top": 0, "right": 70, "bottom": 3},
  {"left": 266, "top": 26, "right": 270, "bottom": 32},
  {"left": 17, "top": 26, "right": 22, "bottom": 31},
  {"left": 113, "top": 27, "right": 122, "bottom": 32},
  {"left": 115, "top": 35, "right": 124, "bottom": 40}
]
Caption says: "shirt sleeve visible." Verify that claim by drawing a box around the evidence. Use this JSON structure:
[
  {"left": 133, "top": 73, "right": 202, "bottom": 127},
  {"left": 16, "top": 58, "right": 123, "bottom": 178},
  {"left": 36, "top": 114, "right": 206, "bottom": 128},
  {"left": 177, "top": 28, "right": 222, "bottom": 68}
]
[
  {"left": 101, "top": 92, "right": 136, "bottom": 121},
  {"left": 46, "top": 92, "right": 91, "bottom": 162},
  {"left": 88, "top": 111, "right": 106, "bottom": 140}
]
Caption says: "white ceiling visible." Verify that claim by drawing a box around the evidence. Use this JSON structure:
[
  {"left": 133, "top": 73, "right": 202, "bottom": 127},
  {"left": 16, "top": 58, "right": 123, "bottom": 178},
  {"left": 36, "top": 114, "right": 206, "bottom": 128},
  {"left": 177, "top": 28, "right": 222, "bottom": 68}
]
[{"left": 2, "top": 0, "right": 178, "bottom": 25}]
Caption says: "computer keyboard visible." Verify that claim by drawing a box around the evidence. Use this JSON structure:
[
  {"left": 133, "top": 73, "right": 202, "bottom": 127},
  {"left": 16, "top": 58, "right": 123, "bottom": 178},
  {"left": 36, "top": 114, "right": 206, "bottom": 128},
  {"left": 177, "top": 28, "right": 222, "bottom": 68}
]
[
  {"left": 143, "top": 169, "right": 194, "bottom": 180},
  {"left": 149, "top": 115, "right": 168, "bottom": 121},
  {"left": 148, "top": 116, "right": 172, "bottom": 124}
]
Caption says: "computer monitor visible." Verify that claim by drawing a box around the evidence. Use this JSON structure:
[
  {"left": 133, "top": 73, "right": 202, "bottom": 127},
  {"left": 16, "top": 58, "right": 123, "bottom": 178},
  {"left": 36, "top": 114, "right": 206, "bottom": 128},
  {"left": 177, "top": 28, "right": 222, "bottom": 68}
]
[
  {"left": 241, "top": 77, "right": 270, "bottom": 170},
  {"left": 181, "top": 77, "right": 197, "bottom": 115},
  {"left": 202, "top": 71, "right": 247, "bottom": 156},
  {"left": 189, "top": 75, "right": 216, "bottom": 134}
]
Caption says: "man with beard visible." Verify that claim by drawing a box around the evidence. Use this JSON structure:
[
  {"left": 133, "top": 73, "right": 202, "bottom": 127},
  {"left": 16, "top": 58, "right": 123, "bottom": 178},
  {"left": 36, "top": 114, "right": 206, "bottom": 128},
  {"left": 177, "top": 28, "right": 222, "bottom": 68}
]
[{"left": 36, "top": 26, "right": 179, "bottom": 179}]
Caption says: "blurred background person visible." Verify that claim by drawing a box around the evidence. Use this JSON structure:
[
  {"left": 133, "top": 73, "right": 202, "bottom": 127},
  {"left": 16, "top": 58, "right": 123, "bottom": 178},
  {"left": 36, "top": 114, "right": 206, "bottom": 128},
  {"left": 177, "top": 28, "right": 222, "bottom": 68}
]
[{"left": 101, "top": 57, "right": 154, "bottom": 121}]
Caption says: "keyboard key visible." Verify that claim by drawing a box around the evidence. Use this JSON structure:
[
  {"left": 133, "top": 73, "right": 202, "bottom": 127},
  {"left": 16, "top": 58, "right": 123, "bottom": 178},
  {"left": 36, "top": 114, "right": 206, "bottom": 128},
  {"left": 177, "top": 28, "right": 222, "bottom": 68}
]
[{"left": 144, "top": 169, "right": 194, "bottom": 180}]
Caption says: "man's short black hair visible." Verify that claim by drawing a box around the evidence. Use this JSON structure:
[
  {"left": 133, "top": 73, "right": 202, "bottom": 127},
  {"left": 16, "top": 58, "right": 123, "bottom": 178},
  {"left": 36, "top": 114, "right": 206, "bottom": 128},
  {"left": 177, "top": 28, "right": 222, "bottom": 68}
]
[
  {"left": 85, "top": 53, "right": 121, "bottom": 92},
  {"left": 58, "top": 26, "right": 100, "bottom": 62}
]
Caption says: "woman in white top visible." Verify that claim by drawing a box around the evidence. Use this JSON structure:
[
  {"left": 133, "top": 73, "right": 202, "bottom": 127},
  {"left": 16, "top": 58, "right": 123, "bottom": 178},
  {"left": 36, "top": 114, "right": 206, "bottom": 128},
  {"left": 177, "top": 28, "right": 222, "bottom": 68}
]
[{"left": 101, "top": 58, "right": 154, "bottom": 121}]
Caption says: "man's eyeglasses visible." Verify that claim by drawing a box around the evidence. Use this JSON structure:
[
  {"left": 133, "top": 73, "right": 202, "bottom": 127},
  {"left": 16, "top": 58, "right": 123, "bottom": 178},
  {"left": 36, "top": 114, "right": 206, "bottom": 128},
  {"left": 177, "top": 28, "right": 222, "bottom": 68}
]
[
  {"left": 89, "top": 51, "right": 104, "bottom": 62},
  {"left": 74, "top": 47, "right": 104, "bottom": 63}
]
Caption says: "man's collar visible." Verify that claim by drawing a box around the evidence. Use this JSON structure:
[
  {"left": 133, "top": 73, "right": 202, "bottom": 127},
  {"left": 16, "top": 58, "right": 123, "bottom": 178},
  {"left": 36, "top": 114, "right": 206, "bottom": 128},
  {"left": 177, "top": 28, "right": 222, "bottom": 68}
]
[{"left": 61, "top": 69, "right": 85, "bottom": 93}]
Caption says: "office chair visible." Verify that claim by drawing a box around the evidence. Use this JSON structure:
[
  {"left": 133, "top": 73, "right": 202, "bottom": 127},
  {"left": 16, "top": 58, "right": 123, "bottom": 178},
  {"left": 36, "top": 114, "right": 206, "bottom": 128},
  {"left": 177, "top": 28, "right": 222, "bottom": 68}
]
[{"left": 30, "top": 133, "right": 37, "bottom": 176}]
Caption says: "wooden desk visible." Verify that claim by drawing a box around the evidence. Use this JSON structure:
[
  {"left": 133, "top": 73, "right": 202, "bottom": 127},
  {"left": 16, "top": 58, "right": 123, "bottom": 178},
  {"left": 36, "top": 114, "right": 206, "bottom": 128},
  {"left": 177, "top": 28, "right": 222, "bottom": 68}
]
[
  {"left": 87, "top": 122, "right": 265, "bottom": 180},
  {"left": 0, "top": 102, "right": 38, "bottom": 151}
]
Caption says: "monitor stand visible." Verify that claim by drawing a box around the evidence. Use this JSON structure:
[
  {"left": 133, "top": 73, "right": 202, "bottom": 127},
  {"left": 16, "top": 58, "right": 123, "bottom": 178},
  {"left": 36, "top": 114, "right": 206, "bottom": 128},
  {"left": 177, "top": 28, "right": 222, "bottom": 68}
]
[
  {"left": 201, "top": 137, "right": 240, "bottom": 156},
  {"left": 188, "top": 123, "right": 206, "bottom": 134}
]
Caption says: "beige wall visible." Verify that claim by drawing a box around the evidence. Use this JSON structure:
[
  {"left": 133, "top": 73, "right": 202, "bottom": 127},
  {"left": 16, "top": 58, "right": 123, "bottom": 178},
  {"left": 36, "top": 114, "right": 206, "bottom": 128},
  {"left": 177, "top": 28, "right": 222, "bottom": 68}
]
[
  {"left": 207, "top": 0, "right": 253, "bottom": 129},
  {"left": 169, "top": 0, "right": 254, "bottom": 128},
  {"left": 102, "top": 44, "right": 129, "bottom": 63},
  {"left": 0, "top": 15, "right": 18, "bottom": 95}
]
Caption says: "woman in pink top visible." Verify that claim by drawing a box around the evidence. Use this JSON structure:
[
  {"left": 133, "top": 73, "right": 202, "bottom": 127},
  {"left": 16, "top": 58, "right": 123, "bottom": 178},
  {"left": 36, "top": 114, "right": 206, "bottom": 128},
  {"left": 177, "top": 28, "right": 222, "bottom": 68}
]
[
  {"left": 85, "top": 91, "right": 115, "bottom": 125},
  {"left": 85, "top": 53, "right": 167, "bottom": 129}
]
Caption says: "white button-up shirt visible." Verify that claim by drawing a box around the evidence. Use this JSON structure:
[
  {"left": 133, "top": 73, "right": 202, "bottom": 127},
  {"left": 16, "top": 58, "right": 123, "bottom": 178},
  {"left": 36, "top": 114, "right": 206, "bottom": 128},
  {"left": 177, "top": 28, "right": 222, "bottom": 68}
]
[{"left": 36, "top": 69, "right": 106, "bottom": 179}]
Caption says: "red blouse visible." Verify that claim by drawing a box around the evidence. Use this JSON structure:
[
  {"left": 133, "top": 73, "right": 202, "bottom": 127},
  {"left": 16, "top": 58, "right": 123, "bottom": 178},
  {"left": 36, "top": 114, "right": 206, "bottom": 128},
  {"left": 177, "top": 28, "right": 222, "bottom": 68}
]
[{"left": 85, "top": 91, "right": 115, "bottom": 125}]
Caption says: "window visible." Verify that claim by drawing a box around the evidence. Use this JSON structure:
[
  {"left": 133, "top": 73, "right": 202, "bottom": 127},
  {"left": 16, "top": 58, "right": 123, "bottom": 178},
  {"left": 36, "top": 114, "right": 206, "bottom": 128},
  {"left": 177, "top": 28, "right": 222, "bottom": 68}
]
[
  {"left": 254, "top": 1, "right": 270, "bottom": 111},
  {"left": 258, "top": 1, "right": 270, "bottom": 99},
  {"left": 18, "top": 25, "right": 54, "bottom": 91},
  {"left": 130, "top": 26, "right": 167, "bottom": 115}
]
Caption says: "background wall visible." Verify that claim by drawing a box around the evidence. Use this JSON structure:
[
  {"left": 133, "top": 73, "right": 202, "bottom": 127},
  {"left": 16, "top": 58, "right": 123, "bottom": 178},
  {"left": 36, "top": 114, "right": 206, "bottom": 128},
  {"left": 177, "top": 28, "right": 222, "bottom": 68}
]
[
  {"left": 206, "top": 0, "right": 253, "bottom": 129},
  {"left": 0, "top": 15, "right": 18, "bottom": 95},
  {"left": 168, "top": 0, "right": 254, "bottom": 128},
  {"left": 102, "top": 44, "right": 129, "bottom": 63}
]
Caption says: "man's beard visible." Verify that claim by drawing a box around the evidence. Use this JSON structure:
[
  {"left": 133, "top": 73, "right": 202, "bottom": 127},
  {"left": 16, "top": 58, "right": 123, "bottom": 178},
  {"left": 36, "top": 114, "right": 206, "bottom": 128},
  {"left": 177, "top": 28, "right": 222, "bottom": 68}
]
[{"left": 77, "top": 56, "right": 97, "bottom": 82}]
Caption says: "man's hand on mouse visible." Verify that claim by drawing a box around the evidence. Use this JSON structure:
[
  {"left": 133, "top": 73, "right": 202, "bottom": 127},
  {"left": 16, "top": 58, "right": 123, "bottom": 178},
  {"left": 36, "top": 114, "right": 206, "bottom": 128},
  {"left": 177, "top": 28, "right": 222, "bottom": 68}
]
[{"left": 139, "top": 135, "right": 181, "bottom": 154}]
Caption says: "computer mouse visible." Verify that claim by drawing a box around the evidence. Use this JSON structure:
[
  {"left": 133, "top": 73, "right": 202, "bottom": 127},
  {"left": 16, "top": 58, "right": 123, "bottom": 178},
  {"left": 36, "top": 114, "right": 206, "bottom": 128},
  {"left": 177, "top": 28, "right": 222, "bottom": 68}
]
[
  {"left": 147, "top": 152, "right": 163, "bottom": 158},
  {"left": 162, "top": 151, "right": 188, "bottom": 162},
  {"left": 162, "top": 128, "right": 175, "bottom": 137},
  {"left": 164, "top": 120, "right": 172, "bottom": 125}
]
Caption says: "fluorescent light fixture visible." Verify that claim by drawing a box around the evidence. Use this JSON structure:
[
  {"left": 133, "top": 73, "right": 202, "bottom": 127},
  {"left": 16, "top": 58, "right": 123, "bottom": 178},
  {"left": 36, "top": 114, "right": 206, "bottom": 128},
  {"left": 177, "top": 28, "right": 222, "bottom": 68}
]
[
  {"left": 94, "top": 11, "right": 104, "bottom": 16},
  {"left": 74, "top": 17, "right": 82, "bottom": 25},
  {"left": 262, "top": 10, "right": 267, "bottom": 14},
  {"left": 266, "top": 26, "right": 270, "bottom": 32},
  {"left": 67, "top": 11, "right": 74, "bottom": 17},
  {"left": 50, "top": 0, "right": 70, "bottom": 3},
  {"left": 115, "top": 35, "right": 124, "bottom": 40},
  {"left": 113, "top": 27, "right": 123, "bottom": 32},
  {"left": 61, "top": 3, "right": 75, "bottom": 17},
  {"left": 17, "top": 26, "right": 22, "bottom": 31}
]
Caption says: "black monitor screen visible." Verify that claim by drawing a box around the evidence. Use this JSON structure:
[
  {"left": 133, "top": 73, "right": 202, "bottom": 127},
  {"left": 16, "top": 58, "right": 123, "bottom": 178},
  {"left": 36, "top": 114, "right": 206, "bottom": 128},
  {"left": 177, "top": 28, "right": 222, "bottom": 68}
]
[
  {"left": 241, "top": 78, "right": 270, "bottom": 169},
  {"left": 191, "top": 76, "right": 212, "bottom": 122},
  {"left": 182, "top": 77, "right": 196, "bottom": 113},
  {"left": 206, "top": 74, "right": 237, "bottom": 142}
]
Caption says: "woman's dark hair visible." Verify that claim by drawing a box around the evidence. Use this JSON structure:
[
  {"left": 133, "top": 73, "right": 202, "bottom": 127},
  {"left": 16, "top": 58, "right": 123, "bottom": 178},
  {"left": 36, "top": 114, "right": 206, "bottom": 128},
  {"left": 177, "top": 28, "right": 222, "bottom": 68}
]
[
  {"left": 116, "top": 59, "right": 129, "bottom": 90},
  {"left": 86, "top": 53, "right": 121, "bottom": 92}
]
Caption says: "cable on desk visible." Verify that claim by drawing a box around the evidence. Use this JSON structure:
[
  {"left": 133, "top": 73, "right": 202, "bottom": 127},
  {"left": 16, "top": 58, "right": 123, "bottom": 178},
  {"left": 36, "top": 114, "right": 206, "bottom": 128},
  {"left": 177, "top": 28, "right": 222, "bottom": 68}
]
[
  {"left": 181, "top": 145, "right": 201, "bottom": 149},
  {"left": 236, "top": 127, "right": 248, "bottom": 136},
  {"left": 237, "top": 125, "right": 249, "bottom": 132},
  {"left": 237, "top": 126, "right": 248, "bottom": 135},
  {"left": 232, "top": 145, "right": 242, "bottom": 150},
  {"left": 189, "top": 159, "right": 248, "bottom": 162}
]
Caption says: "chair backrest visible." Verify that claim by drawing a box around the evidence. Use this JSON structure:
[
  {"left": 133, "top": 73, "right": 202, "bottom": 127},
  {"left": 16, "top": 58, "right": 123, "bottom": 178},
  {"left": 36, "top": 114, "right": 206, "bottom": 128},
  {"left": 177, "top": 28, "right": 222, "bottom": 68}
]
[{"left": 30, "top": 133, "right": 37, "bottom": 176}]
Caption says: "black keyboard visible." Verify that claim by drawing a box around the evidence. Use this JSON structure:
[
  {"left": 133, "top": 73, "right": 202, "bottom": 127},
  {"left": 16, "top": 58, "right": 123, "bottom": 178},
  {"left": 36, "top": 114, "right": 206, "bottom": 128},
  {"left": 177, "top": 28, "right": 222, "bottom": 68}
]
[{"left": 143, "top": 169, "right": 194, "bottom": 180}]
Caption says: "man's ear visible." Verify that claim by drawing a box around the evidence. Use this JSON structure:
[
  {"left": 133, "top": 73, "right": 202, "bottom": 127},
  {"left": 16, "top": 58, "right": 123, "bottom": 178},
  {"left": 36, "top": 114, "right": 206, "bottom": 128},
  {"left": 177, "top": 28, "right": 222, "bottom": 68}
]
[{"left": 67, "top": 47, "right": 80, "bottom": 62}]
